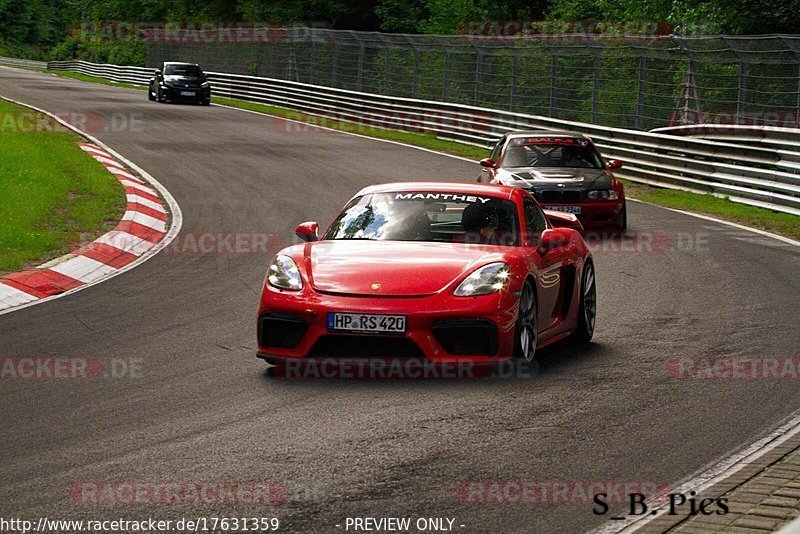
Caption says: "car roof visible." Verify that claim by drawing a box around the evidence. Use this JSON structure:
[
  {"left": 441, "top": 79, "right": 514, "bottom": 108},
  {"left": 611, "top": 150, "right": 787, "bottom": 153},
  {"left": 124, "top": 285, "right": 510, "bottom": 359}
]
[
  {"left": 356, "top": 182, "right": 519, "bottom": 201},
  {"left": 506, "top": 129, "right": 589, "bottom": 139}
]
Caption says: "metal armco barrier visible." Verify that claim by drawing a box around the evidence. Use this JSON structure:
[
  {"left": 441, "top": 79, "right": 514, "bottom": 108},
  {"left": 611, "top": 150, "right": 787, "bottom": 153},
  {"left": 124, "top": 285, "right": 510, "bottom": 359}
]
[
  {"left": 0, "top": 56, "right": 47, "bottom": 69},
  {"left": 32, "top": 60, "right": 800, "bottom": 215}
]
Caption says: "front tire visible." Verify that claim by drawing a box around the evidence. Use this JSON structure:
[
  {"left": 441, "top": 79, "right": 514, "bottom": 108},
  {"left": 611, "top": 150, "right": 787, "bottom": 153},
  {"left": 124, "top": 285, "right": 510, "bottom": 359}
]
[
  {"left": 572, "top": 261, "right": 597, "bottom": 344},
  {"left": 148, "top": 86, "right": 155, "bottom": 101},
  {"left": 513, "top": 280, "right": 540, "bottom": 375},
  {"left": 617, "top": 202, "right": 627, "bottom": 232}
]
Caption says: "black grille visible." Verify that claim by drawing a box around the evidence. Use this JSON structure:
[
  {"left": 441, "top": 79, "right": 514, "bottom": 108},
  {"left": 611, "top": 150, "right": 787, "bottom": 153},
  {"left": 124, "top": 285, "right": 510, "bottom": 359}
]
[
  {"left": 432, "top": 319, "right": 498, "bottom": 356},
  {"left": 258, "top": 313, "right": 308, "bottom": 349},
  {"left": 537, "top": 189, "right": 583, "bottom": 202},
  {"left": 308, "top": 335, "right": 425, "bottom": 359}
]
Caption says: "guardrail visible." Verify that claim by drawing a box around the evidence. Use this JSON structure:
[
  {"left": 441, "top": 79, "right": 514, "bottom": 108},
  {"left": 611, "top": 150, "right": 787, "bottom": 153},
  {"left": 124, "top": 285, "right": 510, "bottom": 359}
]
[
  {"left": 0, "top": 56, "right": 47, "bottom": 69},
  {"left": 21, "top": 60, "right": 800, "bottom": 215}
]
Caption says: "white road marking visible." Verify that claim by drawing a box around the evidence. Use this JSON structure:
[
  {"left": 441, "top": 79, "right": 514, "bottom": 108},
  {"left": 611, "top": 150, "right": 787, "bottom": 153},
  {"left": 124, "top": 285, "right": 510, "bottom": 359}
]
[
  {"left": 0, "top": 283, "right": 39, "bottom": 309},
  {"left": 591, "top": 410, "right": 800, "bottom": 533},
  {"left": 126, "top": 193, "right": 166, "bottom": 212},
  {"left": 121, "top": 211, "right": 167, "bottom": 232},
  {"left": 49, "top": 255, "right": 118, "bottom": 283},
  {"left": 94, "top": 231, "right": 154, "bottom": 256}
]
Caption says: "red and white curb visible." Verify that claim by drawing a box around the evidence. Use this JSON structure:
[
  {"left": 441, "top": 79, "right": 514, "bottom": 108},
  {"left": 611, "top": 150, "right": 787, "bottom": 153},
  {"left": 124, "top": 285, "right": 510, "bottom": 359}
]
[{"left": 0, "top": 96, "right": 182, "bottom": 315}]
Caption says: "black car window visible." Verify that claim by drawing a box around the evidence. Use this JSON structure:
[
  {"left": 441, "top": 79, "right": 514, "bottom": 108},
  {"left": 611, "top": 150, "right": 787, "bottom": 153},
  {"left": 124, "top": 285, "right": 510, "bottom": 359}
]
[
  {"left": 524, "top": 201, "right": 548, "bottom": 245},
  {"left": 164, "top": 64, "right": 203, "bottom": 77}
]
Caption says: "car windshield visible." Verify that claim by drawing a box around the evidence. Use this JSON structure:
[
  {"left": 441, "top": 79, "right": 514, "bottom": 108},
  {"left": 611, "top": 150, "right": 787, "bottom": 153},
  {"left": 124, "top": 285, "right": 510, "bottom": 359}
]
[
  {"left": 324, "top": 192, "right": 520, "bottom": 246},
  {"left": 164, "top": 64, "right": 202, "bottom": 76},
  {"left": 503, "top": 136, "right": 603, "bottom": 169}
]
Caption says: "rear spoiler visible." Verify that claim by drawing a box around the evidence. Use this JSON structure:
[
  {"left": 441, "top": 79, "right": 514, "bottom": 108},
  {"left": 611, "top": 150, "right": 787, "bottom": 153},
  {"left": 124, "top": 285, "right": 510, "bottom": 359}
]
[{"left": 542, "top": 209, "right": 584, "bottom": 232}]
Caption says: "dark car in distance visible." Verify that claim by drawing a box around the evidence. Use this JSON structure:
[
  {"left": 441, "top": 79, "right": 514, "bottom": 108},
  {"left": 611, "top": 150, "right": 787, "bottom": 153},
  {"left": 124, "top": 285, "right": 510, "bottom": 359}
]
[{"left": 148, "top": 62, "right": 211, "bottom": 105}]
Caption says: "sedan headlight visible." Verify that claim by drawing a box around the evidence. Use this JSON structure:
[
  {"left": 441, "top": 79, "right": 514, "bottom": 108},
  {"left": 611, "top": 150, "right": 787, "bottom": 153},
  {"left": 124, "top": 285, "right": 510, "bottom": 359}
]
[
  {"left": 267, "top": 255, "right": 303, "bottom": 291},
  {"left": 587, "top": 189, "right": 619, "bottom": 200},
  {"left": 454, "top": 262, "right": 510, "bottom": 297}
]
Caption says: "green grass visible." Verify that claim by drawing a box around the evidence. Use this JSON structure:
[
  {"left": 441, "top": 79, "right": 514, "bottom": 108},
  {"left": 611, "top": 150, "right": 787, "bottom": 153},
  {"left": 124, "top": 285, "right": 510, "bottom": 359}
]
[
  {"left": 621, "top": 180, "right": 800, "bottom": 240},
  {"left": 46, "top": 69, "right": 799, "bottom": 240},
  {"left": 0, "top": 98, "right": 125, "bottom": 273}
]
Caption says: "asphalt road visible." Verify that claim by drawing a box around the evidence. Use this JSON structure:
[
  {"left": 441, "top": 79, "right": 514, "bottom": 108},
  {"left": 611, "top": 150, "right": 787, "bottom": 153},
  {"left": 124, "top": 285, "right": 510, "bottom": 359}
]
[{"left": 1, "top": 66, "right": 799, "bottom": 533}]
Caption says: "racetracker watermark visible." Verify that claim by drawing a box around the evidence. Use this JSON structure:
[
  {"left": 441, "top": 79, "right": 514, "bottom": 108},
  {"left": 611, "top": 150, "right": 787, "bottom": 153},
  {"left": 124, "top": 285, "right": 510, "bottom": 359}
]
[
  {"left": 668, "top": 356, "right": 800, "bottom": 381},
  {"left": 0, "top": 110, "right": 143, "bottom": 134},
  {"left": 71, "top": 21, "right": 328, "bottom": 44},
  {"left": 668, "top": 110, "right": 800, "bottom": 129},
  {"left": 583, "top": 231, "right": 709, "bottom": 254},
  {"left": 163, "top": 232, "right": 286, "bottom": 256},
  {"left": 0, "top": 357, "right": 143, "bottom": 381},
  {"left": 70, "top": 482, "right": 287, "bottom": 507},
  {"left": 272, "top": 110, "right": 491, "bottom": 136},
  {"left": 268, "top": 358, "right": 539, "bottom": 380},
  {"left": 457, "top": 480, "right": 672, "bottom": 505},
  {"left": 459, "top": 20, "right": 672, "bottom": 44}
]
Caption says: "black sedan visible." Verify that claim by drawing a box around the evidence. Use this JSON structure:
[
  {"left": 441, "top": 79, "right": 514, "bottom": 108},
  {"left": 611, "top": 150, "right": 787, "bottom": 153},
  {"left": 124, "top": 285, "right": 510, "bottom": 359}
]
[{"left": 148, "top": 62, "right": 211, "bottom": 105}]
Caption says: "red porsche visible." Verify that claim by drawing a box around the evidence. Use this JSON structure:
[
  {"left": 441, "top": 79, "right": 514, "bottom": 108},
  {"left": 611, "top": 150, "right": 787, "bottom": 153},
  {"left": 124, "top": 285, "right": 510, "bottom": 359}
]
[{"left": 257, "top": 182, "right": 596, "bottom": 374}]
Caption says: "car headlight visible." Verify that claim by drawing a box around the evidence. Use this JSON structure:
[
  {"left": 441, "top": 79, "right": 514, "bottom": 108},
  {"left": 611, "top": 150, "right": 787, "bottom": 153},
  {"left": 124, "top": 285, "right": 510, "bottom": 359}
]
[
  {"left": 587, "top": 189, "right": 619, "bottom": 200},
  {"left": 454, "top": 262, "right": 510, "bottom": 297},
  {"left": 267, "top": 254, "right": 303, "bottom": 291}
]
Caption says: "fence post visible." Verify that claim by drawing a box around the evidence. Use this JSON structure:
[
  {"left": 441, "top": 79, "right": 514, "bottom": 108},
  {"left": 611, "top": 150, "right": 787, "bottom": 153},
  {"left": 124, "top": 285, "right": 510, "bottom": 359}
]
[
  {"left": 357, "top": 43, "right": 365, "bottom": 91},
  {"left": 309, "top": 37, "right": 316, "bottom": 84},
  {"left": 384, "top": 47, "right": 391, "bottom": 93},
  {"left": 549, "top": 49, "right": 558, "bottom": 117},
  {"left": 443, "top": 49, "right": 451, "bottom": 102},
  {"left": 412, "top": 50, "right": 419, "bottom": 98},
  {"left": 591, "top": 53, "right": 600, "bottom": 123},
  {"left": 331, "top": 42, "right": 339, "bottom": 87},
  {"left": 736, "top": 62, "right": 747, "bottom": 125},
  {"left": 474, "top": 50, "right": 484, "bottom": 106},
  {"left": 636, "top": 55, "right": 647, "bottom": 129},
  {"left": 510, "top": 48, "right": 519, "bottom": 111}
]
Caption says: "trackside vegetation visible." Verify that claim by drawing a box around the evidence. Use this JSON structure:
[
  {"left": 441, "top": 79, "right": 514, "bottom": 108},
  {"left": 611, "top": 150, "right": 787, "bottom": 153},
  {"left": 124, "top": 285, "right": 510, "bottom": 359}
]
[{"left": 0, "top": 98, "right": 124, "bottom": 273}]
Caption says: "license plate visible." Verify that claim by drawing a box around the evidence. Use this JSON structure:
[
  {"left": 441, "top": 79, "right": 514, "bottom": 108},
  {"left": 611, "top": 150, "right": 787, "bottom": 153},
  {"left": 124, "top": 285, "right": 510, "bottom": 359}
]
[
  {"left": 327, "top": 312, "right": 406, "bottom": 334},
  {"left": 180, "top": 91, "right": 196, "bottom": 96},
  {"left": 543, "top": 205, "right": 582, "bottom": 214}
]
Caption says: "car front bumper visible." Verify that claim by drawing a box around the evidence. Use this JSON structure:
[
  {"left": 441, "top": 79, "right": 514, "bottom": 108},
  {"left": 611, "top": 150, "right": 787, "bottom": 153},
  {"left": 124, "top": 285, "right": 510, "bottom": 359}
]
[
  {"left": 160, "top": 86, "right": 211, "bottom": 101},
  {"left": 540, "top": 198, "right": 625, "bottom": 228},
  {"left": 256, "top": 285, "right": 521, "bottom": 365}
]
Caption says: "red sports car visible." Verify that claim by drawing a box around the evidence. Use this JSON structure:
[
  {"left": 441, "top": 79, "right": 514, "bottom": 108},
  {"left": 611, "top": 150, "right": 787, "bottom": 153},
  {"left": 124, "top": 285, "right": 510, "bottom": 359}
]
[{"left": 257, "top": 182, "right": 596, "bottom": 375}]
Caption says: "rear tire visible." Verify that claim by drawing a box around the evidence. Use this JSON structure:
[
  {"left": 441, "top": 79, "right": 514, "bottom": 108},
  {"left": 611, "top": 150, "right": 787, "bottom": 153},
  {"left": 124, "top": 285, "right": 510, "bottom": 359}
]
[{"left": 571, "top": 261, "right": 596, "bottom": 344}]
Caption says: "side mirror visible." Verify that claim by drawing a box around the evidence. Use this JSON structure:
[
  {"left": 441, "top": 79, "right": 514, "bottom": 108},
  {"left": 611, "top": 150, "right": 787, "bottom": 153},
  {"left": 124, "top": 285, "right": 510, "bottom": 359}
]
[
  {"left": 607, "top": 159, "right": 623, "bottom": 170},
  {"left": 538, "top": 228, "right": 569, "bottom": 255},
  {"left": 295, "top": 221, "right": 319, "bottom": 242},
  {"left": 154, "top": 69, "right": 161, "bottom": 75},
  {"left": 479, "top": 157, "right": 496, "bottom": 168}
]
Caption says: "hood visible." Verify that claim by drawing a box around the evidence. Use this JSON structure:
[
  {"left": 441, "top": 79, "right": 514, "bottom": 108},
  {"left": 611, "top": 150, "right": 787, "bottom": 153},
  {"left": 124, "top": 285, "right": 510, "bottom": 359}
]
[
  {"left": 163, "top": 75, "right": 203, "bottom": 86},
  {"left": 497, "top": 168, "right": 612, "bottom": 190},
  {"left": 303, "top": 240, "right": 507, "bottom": 297}
]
